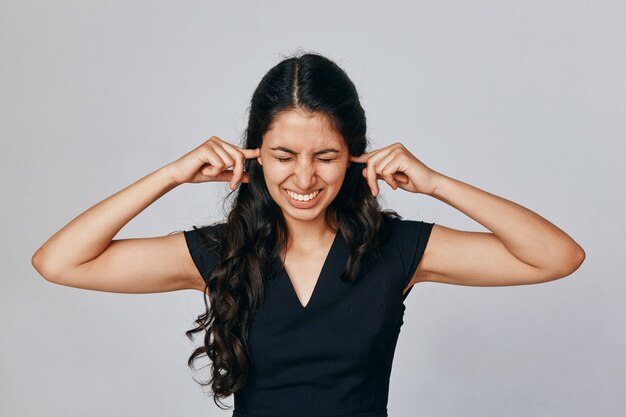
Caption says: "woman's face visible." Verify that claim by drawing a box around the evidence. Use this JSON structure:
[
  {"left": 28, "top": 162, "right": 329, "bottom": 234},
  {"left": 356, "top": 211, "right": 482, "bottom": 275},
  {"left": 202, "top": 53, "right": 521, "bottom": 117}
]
[{"left": 257, "top": 109, "right": 350, "bottom": 225}]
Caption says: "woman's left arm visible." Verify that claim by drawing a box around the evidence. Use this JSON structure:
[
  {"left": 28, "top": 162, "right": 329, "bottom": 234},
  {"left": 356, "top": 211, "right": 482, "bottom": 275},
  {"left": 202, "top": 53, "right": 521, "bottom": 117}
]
[
  {"left": 419, "top": 172, "right": 585, "bottom": 286},
  {"left": 351, "top": 142, "right": 586, "bottom": 287}
]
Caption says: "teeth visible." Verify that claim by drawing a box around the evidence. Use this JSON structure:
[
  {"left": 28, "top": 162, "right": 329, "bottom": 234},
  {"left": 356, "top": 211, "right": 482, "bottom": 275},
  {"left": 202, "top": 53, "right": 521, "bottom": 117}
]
[{"left": 286, "top": 189, "right": 320, "bottom": 202}]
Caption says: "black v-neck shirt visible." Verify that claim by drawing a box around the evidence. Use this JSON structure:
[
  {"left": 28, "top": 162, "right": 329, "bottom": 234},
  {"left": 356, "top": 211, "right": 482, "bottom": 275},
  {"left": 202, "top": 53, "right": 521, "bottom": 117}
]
[
  {"left": 184, "top": 216, "right": 434, "bottom": 417},
  {"left": 280, "top": 230, "right": 340, "bottom": 309}
]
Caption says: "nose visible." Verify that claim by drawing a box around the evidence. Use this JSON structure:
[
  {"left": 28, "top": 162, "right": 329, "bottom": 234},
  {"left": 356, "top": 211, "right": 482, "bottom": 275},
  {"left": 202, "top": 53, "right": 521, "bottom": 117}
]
[{"left": 292, "top": 159, "right": 317, "bottom": 191}]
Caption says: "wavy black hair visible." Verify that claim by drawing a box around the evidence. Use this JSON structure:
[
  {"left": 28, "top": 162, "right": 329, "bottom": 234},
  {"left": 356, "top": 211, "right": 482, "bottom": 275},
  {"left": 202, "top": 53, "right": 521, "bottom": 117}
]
[{"left": 185, "top": 51, "right": 402, "bottom": 409}]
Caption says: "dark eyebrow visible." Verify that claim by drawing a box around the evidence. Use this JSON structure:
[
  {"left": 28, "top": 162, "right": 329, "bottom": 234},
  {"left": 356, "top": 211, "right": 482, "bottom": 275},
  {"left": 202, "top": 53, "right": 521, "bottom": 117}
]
[{"left": 269, "top": 146, "right": 340, "bottom": 156}]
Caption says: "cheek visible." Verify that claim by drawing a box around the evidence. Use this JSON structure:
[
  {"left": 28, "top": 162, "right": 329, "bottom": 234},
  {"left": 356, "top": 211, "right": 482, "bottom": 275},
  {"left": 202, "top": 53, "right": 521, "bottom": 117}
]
[
  {"left": 263, "top": 163, "right": 290, "bottom": 183},
  {"left": 323, "top": 166, "right": 348, "bottom": 183}
]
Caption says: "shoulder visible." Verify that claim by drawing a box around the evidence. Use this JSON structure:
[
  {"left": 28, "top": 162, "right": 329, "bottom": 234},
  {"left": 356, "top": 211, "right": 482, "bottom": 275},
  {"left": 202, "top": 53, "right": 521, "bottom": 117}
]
[
  {"left": 183, "top": 222, "right": 228, "bottom": 289},
  {"left": 376, "top": 215, "right": 435, "bottom": 259},
  {"left": 183, "top": 222, "right": 227, "bottom": 263},
  {"left": 383, "top": 215, "right": 435, "bottom": 281},
  {"left": 383, "top": 215, "right": 435, "bottom": 243},
  {"left": 191, "top": 221, "right": 227, "bottom": 235}
]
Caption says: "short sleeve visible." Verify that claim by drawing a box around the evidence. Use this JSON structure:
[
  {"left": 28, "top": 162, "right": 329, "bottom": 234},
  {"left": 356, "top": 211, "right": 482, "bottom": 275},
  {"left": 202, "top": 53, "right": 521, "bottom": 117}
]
[
  {"left": 391, "top": 218, "right": 435, "bottom": 288},
  {"left": 183, "top": 223, "right": 225, "bottom": 284}
]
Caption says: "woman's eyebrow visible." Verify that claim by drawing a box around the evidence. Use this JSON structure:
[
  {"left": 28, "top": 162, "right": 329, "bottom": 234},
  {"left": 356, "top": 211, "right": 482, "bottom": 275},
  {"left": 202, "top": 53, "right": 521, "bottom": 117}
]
[{"left": 269, "top": 146, "right": 340, "bottom": 156}]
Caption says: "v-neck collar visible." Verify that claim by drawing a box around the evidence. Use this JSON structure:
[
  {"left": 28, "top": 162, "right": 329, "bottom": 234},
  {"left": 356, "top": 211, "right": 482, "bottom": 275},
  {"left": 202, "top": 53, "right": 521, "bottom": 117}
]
[{"left": 279, "top": 231, "right": 341, "bottom": 309}]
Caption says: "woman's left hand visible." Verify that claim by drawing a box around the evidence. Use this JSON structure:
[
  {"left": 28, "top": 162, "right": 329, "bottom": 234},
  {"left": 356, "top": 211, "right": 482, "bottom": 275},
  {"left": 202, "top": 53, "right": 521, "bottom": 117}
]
[{"left": 350, "top": 142, "right": 441, "bottom": 197}]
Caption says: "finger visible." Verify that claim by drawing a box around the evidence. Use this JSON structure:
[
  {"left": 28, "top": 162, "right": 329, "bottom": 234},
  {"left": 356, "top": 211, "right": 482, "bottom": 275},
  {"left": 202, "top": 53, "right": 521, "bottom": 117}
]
[
  {"left": 381, "top": 168, "right": 399, "bottom": 190},
  {"left": 362, "top": 165, "right": 380, "bottom": 196},
  {"left": 199, "top": 147, "right": 227, "bottom": 177},
  {"left": 350, "top": 148, "right": 387, "bottom": 164},
  {"left": 233, "top": 148, "right": 260, "bottom": 186},
  {"left": 365, "top": 148, "right": 397, "bottom": 197},
  {"left": 394, "top": 172, "right": 409, "bottom": 184},
  {"left": 376, "top": 150, "right": 401, "bottom": 190},
  {"left": 362, "top": 167, "right": 381, "bottom": 191},
  {"left": 239, "top": 147, "right": 262, "bottom": 160},
  {"left": 350, "top": 153, "right": 369, "bottom": 163},
  {"left": 365, "top": 155, "right": 379, "bottom": 197},
  {"left": 212, "top": 170, "right": 251, "bottom": 185},
  {"left": 212, "top": 171, "right": 236, "bottom": 183},
  {"left": 231, "top": 157, "right": 244, "bottom": 190},
  {"left": 210, "top": 142, "right": 236, "bottom": 169},
  {"left": 208, "top": 137, "right": 260, "bottom": 160},
  {"left": 209, "top": 145, "right": 238, "bottom": 188},
  {"left": 220, "top": 143, "right": 247, "bottom": 189}
]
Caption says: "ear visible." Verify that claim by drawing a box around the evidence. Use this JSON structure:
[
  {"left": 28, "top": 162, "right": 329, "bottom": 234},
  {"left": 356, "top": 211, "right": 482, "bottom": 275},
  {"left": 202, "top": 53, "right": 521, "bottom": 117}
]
[{"left": 257, "top": 156, "right": 263, "bottom": 166}]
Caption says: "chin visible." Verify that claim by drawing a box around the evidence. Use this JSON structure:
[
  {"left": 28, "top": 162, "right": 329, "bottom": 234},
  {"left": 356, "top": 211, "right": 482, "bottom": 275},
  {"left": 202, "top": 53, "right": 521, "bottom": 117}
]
[{"left": 283, "top": 209, "right": 327, "bottom": 223}]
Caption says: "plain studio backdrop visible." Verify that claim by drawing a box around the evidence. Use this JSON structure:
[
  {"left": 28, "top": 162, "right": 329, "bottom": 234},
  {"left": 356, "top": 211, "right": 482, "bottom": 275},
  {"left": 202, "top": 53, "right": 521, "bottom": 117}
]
[{"left": 1, "top": 1, "right": 623, "bottom": 416}]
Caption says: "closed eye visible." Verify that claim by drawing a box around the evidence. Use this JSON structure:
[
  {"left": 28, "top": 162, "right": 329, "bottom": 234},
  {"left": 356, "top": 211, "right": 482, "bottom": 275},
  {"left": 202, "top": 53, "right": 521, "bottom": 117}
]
[{"left": 274, "top": 157, "right": 335, "bottom": 163}]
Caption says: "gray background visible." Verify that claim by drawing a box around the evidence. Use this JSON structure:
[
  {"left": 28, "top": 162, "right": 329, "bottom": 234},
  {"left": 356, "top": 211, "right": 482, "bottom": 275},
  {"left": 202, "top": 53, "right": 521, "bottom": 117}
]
[{"left": 2, "top": 1, "right": 623, "bottom": 416}]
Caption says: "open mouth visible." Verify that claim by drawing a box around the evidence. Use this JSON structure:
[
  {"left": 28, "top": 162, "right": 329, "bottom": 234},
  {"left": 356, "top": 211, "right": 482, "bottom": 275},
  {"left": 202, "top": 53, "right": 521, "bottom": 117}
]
[{"left": 283, "top": 188, "right": 323, "bottom": 202}]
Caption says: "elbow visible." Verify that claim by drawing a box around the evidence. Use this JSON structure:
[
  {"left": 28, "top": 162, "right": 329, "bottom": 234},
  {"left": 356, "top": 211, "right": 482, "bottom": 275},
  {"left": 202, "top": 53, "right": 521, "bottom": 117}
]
[
  {"left": 575, "top": 245, "right": 586, "bottom": 264},
  {"left": 552, "top": 245, "right": 586, "bottom": 279},
  {"left": 32, "top": 249, "right": 50, "bottom": 281},
  {"left": 569, "top": 244, "right": 586, "bottom": 272},
  {"left": 572, "top": 245, "right": 586, "bottom": 271},
  {"left": 31, "top": 249, "right": 45, "bottom": 276},
  {"left": 31, "top": 249, "right": 62, "bottom": 283}
]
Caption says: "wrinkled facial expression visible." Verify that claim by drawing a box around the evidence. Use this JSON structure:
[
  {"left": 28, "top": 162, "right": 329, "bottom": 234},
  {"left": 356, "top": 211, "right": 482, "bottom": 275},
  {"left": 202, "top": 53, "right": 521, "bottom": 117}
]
[{"left": 257, "top": 109, "right": 350, "bottom": 223}]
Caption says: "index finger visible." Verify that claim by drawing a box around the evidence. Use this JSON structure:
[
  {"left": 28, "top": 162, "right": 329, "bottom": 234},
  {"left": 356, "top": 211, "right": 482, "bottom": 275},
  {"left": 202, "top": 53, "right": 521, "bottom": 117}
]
[
  {"left": 350, "top": 150, "right": 379, "bottom": 163},
  {"left": 239, "top": 147, "right": 261, "bottom": 159},
  {"left": 350, "top": 153, "right": 369, "bottom": 163}
]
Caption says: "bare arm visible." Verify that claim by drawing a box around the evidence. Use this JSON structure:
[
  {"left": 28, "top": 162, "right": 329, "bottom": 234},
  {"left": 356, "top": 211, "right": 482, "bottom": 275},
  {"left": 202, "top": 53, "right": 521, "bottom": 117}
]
[
  {"left": 350, "top": 142, "right": 585, "bottom": 289},
  {"left": 31, "top": 136, "right": 260, "bottom": 294},
  {"left": 30, "top": 165, "right": 198, "bottom": 292},
  {"left": 412, "top": 173, "right": 585, "bottom": 287}
]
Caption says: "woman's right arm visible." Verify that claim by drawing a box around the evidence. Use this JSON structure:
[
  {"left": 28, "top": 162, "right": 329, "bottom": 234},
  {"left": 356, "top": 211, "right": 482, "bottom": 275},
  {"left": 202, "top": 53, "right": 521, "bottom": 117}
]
[{"left": 31, "top": 137, "right": 260, "bottom": 294}]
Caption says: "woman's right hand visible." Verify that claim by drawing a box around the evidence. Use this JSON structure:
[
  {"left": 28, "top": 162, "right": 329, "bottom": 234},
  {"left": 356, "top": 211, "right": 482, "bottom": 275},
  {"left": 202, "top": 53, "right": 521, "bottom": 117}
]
[{"left": 168, "top": 136, "right": 261, "bottom": 190}]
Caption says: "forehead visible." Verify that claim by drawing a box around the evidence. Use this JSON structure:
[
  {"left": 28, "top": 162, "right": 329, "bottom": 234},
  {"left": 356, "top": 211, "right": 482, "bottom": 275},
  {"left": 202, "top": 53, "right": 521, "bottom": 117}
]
[{"left": 263, "top": 110, "right": 345, "bottom": 150}]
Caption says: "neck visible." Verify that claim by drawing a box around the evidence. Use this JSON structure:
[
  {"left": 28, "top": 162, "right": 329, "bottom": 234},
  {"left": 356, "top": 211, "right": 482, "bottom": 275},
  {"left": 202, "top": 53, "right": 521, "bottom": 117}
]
[{"left": 283, "top": 217, "right": 336, "bottom": 249}]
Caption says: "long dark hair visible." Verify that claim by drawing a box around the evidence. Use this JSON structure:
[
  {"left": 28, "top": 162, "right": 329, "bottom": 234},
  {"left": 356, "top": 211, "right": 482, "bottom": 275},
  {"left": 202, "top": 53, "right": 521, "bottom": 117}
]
[{"left": 185, "top": 51, "right": 401, "bottom": 409}]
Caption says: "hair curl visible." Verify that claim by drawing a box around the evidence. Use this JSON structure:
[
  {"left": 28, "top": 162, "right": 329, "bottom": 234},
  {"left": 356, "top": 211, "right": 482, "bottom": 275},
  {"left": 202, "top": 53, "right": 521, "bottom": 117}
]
[{"left": 185, "top": 51, "right": 402, "bottom": 409}]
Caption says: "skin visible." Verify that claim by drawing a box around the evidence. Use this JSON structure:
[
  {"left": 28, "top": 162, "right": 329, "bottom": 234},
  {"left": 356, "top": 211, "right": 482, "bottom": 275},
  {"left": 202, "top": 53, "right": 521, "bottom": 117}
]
[
  {"left": 257, "top": 109, "right": 350, "bottom": 246},
  {"left": 350, "top": 140, "right": 586, "bottom": 291},
  {"left": 31, "top": 109, "right": 585, "bottom": 298},
  {"left": 257, "top": 108, "right": 585, "bottom": 299},
  {"left": 256, "top": 109, "right": 353, "bottom": 307}
]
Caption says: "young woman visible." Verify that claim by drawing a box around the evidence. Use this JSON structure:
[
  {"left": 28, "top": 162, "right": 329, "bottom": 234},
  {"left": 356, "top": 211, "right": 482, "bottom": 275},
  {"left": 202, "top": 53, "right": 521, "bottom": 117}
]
[{"left": 32, "top": 53, "right": 585, "bottom": 417}]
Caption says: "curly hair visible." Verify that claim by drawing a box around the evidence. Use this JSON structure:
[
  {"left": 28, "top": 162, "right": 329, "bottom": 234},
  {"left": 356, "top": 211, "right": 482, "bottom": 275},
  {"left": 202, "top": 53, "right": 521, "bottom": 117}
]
[{"left": 185, "top": 51, "right": 402, "bottom": 409}]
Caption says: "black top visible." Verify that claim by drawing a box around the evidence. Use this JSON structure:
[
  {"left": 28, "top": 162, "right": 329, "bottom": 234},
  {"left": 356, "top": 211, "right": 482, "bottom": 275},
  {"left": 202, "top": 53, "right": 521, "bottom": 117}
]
[{"left": 184, "top": 216, "right": 434, "bottom": 417}]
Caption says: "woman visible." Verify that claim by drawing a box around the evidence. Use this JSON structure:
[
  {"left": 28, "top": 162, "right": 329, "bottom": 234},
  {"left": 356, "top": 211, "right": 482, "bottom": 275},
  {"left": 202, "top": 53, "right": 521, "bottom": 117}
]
[{"left": 32, "top": 53, "right": 585, "bottom": 417}]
